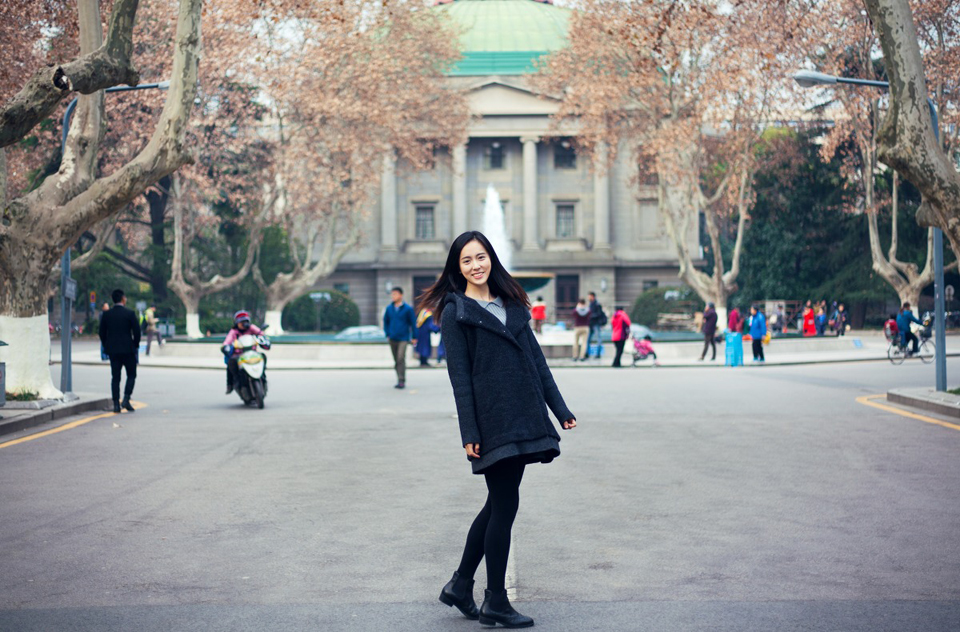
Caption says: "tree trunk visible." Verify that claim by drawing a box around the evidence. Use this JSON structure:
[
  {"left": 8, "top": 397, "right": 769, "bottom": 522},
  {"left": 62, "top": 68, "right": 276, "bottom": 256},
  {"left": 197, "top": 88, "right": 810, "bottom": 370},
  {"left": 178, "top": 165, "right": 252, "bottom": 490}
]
[
  {"left": 167, "top": 176, "right": 266, "bottom": 338},
  {"left": 0, "top": 0, "right": 202, "bottom": 396},
  {"left": 0, "top": 257, "right": 60, "bottom": 398},
  {"left": 175, "top": 292, "right": 201, "bottom": 339},
  {"left": 656, "top": 144, "right": 744, "bottom": 318},
  {"left": 863, "top": 0, "right": 960, "bottom": 258},
  {"left": 146, "top": 175, "right": 171, "bottom": 302}
]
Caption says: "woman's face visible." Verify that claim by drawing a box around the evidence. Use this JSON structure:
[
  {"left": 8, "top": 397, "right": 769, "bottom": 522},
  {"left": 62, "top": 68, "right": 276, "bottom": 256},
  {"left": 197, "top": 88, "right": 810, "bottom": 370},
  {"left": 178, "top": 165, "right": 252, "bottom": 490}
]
[{"left": 459, "top": 239, "right": 490, "bottom": 289}]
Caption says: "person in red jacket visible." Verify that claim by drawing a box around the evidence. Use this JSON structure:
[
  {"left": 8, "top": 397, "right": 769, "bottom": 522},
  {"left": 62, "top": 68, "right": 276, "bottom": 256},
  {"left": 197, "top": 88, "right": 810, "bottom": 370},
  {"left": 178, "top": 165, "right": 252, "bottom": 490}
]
[
  {"left": 610, "top": 306, "right": 632, "bottom": 367},
  {"left": 530, "top": 296, "right": 547, "bottom": 333},
  {"left": 728, "top": 306, "right": 743, "bottom": 333}
]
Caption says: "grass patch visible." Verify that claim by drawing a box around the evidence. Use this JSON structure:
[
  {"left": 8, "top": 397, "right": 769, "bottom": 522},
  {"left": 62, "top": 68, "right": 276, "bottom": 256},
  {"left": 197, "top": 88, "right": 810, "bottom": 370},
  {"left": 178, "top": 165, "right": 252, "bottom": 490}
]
[
  {"left": 948, "top": 388, "right": 960, "bottom": 396},
  {"left": 5, "top": 390, "right": 40, "bottom": 401}
]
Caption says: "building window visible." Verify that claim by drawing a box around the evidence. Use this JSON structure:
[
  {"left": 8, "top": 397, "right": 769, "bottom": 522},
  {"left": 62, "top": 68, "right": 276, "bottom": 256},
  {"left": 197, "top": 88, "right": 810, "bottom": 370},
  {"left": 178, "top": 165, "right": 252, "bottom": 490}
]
[
  {"left": 334, "top": 283, "right": 350, "bottom": 295},
  {"left": 643, "top": 280, "right": 659, "bottom": 292},
  {"left": 556, "top": 203, "right": 576, "bottom": 238},
  {"left": 483, "top": 142, "right": 505, "bottom": 170},
  {"left": 415, "top": 204, "right": 435, "bottom": 240},
  {"left": 554, "top": 140, "right": 576, "bottom": 169}
]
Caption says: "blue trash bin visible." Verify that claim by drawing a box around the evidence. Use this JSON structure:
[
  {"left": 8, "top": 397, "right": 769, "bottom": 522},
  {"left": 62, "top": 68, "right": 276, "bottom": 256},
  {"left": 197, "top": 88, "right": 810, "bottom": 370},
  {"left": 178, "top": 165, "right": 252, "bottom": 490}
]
[{"left": 725, "top": 332, "right": 743, "bottom": 367}]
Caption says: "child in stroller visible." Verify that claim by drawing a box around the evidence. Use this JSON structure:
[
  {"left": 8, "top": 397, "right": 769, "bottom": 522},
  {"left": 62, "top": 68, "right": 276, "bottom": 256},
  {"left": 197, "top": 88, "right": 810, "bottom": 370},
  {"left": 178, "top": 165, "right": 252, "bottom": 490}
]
[{"left": 632, "top": 335, "right": 658, "bottom": 366}]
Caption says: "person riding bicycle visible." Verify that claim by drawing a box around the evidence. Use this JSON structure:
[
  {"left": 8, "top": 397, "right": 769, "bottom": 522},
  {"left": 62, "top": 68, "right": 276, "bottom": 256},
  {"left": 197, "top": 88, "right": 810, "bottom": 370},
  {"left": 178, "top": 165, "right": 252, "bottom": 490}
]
[
  {"left": 896, "top": 302, "right": 922, "bottom": 355},
  {"left": 223, "top": 310, "right": 264, "bottom": 394}
]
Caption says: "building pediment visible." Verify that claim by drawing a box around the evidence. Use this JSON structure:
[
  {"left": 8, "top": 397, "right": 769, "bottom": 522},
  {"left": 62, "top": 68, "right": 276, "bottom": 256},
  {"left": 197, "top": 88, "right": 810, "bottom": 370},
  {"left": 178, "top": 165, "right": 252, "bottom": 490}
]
[{"left": 467, "top": 80, "right": 560, "bottom": 117}]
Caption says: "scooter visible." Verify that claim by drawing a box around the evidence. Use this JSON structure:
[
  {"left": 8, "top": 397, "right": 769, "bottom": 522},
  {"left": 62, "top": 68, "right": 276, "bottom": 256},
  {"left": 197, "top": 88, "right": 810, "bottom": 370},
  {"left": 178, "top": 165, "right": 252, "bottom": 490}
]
[{"left": 223, "top": 329, "right": 271, "bottom": 409}]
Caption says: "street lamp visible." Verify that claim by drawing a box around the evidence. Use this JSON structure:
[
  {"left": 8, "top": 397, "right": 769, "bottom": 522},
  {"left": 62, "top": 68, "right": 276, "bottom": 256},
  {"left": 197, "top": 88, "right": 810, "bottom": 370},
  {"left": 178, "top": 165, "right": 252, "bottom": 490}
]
[
  {"left": 793, "top": 70, "right": 947, "bottom": 391},
  {"left": 59, "top": 81, "right": 170, "bottom": 397}
]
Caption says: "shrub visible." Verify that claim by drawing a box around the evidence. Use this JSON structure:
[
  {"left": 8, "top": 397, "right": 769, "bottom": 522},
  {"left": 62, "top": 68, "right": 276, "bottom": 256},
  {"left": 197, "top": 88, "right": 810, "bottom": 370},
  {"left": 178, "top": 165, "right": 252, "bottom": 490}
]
[
  {"left": 282, "top": 290, "right": 359, "bottom": 332},
  {"left": 631, "top": 286, "right": 704, "bottom": 327}
]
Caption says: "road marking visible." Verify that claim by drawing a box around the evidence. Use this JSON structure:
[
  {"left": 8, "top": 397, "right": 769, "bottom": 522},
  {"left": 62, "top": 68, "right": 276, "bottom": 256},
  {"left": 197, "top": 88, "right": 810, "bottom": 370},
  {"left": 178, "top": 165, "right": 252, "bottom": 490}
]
[
  {"left": 0, "top": 401, "right": 147, "bottom": 450},
  {"left": 855, "top": 394, "right": 960, "bottom": 432}
]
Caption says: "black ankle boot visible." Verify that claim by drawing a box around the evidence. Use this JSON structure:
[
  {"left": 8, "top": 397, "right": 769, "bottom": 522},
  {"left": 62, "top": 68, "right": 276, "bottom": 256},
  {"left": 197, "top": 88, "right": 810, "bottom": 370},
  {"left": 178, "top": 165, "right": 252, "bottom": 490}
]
[
  {"left": 438, "top": 571, "right": 479, "bottom": 619},
  {"left": 122, "top": 398, "right": 135, "bottom": 412},
  {"left": 479, "top": 589, "right": 533, "bottom": 628},
  {"left": 112, "top": 401, "right": 121, "bottom": 414}
]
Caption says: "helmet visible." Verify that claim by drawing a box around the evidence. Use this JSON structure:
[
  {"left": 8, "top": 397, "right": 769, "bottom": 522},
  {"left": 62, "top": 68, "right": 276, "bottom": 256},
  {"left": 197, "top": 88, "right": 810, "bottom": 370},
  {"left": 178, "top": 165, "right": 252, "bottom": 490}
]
[{"left": 234, "top": 310, "right": 251, "bottom": 327}]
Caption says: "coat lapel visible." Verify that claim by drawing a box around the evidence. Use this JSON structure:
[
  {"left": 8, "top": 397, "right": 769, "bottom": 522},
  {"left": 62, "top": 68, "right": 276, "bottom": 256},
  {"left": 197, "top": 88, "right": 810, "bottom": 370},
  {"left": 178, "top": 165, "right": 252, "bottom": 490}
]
[{"left": 451, "top": 293, "right": 525, "bottom": 347}]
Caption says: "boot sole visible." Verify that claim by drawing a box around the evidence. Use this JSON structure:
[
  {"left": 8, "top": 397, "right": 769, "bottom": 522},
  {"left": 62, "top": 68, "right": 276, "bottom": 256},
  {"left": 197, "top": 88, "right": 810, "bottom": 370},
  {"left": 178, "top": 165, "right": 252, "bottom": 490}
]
[
  {"left": 438, "top": 593, "right": 479, "bottom": 620},
  {"left": 478, "top": 615, "right": 534, "bottom": 628}
]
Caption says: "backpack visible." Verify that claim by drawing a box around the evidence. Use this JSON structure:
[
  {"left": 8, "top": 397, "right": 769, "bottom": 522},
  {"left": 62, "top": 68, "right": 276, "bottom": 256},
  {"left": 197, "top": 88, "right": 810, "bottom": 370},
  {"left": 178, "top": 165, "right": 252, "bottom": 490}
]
[
  {"left": 598, "top": 308, "right": 608, "bottom": 327},
  {"left": 140, "top": 316, "right": 148, "bottom": 333}
]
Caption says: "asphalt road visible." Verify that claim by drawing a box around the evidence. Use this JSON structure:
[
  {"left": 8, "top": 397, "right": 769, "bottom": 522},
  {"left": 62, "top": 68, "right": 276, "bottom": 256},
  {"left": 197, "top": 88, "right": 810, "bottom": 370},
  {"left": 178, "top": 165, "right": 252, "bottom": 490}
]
[{"left": 1, "top": 358, "right": 958, "bottom": 631}]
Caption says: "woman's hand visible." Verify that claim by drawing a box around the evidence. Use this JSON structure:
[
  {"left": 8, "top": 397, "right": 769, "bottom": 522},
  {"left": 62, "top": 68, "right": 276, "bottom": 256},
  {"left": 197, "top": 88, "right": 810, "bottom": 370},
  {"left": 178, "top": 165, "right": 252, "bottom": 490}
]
[
  {"left": 465, "top": 443, "right": 480, "bottom": 458},
  {"left": 562, "top": 419, "right": 577, "bottom": 430}
]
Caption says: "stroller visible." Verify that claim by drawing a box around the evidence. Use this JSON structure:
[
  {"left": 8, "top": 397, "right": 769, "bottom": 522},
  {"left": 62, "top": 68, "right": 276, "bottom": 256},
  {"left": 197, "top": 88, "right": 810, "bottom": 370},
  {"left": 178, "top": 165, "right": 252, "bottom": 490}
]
[{"left": 632, "top": 335, "right": 658, "bottom": 366}]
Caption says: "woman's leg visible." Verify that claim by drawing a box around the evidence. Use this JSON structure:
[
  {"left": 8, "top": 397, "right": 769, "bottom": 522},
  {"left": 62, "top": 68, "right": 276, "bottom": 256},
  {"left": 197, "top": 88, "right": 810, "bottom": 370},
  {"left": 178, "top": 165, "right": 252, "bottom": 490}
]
[
  {"left": 455, "top": 497, "right": 491, "bottom": 580},
  {"left": 483, "top": 458, "right": 525, "bottom": 593}
]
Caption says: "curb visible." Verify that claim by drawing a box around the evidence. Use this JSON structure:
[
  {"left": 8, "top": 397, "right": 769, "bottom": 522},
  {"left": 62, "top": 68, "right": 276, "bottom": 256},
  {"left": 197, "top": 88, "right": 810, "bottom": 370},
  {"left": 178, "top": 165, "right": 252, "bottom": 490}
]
[
  {"left": 887, "top": 388, "right": 960, "bottom": 419},
  {"left": 0, "top": 396, "right": 114, "bottom": 438},
  {"left": 54, "top": 352, "right": 956, "bottom": 371}
]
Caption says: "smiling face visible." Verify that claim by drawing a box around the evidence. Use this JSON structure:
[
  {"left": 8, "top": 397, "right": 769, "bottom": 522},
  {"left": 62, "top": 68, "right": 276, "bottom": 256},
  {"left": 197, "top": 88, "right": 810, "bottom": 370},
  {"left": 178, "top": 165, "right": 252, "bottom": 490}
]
[{"left": 459, "top": 239, "right": 491, "bottom": 291}]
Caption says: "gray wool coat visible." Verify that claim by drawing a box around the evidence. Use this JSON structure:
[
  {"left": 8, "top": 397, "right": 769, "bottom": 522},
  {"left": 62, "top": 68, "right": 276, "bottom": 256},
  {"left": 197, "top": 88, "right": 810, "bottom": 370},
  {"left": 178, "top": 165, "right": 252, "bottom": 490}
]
[{"left": 440, "top": 292, "right": 576, "bottom": 474}]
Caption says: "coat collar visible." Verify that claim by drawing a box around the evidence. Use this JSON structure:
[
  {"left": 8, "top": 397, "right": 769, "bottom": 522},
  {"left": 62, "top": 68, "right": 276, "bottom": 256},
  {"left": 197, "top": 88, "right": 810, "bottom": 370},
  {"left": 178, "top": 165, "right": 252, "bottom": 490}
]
[{"left": 445, "top": 292, "right": 530, "bottom": 345}]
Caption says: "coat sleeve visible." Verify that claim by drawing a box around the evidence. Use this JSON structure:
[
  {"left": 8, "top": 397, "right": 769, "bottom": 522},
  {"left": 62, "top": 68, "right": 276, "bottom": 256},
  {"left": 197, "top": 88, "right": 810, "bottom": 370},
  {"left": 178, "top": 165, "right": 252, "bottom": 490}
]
[
  {"left": 524, "top": 326, "right": 575, "bottom": 424},
  {"left": 440, "top": 314, "right": 481, "bottom": 446},
  {"left": 131, "top": 311, "right": 141, "bottom": 347},
  {"left": 99, "top": 315, "right": 108, "bottom": 346},
  {"left": 382, "top": 307, "right": 390, "bottom": 337}
]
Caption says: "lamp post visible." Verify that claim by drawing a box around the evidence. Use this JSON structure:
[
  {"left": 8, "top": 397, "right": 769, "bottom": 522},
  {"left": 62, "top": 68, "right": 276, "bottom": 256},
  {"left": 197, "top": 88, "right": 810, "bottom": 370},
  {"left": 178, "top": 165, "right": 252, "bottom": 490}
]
[
  {"left": 793, "top": 70, "right": 947, "bottom": 391},
  {"left": 59, "top": 81, "right": 169, "bottom": 397}
]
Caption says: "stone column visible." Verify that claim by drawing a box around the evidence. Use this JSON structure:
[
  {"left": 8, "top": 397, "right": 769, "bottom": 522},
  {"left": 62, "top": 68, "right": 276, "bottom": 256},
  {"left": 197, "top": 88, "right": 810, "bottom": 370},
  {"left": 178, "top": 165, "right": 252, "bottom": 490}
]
[
  {"left": 380, "top": 151, "right": 397, "bottom": 251},
  {"left": 452, "top": 142, "right": 468, "bottom": 237},
  {"left": 593, "top": 142, "right": 611, "bottom": 250},
  {"left": 521, "top": 136, "right": 539, "bottom": 250}
]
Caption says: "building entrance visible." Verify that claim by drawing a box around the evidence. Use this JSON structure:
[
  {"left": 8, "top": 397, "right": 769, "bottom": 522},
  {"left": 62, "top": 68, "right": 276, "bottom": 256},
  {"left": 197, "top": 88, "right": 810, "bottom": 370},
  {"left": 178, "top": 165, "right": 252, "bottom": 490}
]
[{"left": 556, "top": 274, "right": 579, "bottom": 324}]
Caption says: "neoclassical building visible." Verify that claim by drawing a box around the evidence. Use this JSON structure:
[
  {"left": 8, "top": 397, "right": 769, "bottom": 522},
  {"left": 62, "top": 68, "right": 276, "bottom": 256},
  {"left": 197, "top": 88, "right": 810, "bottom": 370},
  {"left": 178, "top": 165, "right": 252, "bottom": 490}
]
[{"left": 323, "top": 0, "right": 697, "bottom": 325}]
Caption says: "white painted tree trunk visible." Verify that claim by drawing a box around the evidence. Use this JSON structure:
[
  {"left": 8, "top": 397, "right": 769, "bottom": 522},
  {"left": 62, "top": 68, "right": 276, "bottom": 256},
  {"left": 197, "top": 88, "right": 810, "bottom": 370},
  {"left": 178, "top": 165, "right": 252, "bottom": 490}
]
[
  {"left": 264, "top": 310, "right": 284, "bottom": 336},
  {"left": 715, "top": 307, "right": 729, "bottom": 334},
  {"left": 0, "top": 314, "right": 61, "bottom": 399},
  {"left": 185, "top": 312, "right": 202, "bottom": 339}
]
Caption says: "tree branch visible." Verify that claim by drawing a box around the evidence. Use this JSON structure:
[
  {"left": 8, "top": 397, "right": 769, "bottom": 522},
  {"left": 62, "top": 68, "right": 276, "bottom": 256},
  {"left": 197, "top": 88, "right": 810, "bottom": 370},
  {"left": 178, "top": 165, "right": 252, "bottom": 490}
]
[
  {"left": 0, "top": 0, "right": 141, "bottom": 149},
  {"left": 71, "top": 221, "right": 115, "bottom": 270},
  {"left": 56, "top": 0, "right": 203, "bottom": 242}
]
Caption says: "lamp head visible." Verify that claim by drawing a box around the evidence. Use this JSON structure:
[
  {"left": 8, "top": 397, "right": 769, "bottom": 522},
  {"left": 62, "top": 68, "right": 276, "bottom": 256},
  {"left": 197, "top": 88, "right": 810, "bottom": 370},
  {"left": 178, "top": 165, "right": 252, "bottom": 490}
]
[
  {"left": 157, "top": 80, "right": 171, "bottom": 90},
  {"left": 793, "top": 70, "right": 837, "bottom": 88}
]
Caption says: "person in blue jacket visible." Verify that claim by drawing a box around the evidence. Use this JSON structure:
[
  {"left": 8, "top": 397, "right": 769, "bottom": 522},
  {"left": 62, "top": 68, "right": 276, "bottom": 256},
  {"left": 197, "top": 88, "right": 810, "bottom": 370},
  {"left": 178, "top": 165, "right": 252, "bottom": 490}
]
[
  {"left": 896, "top": 301, "right": 922, "bottom": 355},
  {"left": 383, "top": 287, "right": 416, "bottom": 388},
  {"left": 749, "top": 304, "right": 766, "bottom": 362}
]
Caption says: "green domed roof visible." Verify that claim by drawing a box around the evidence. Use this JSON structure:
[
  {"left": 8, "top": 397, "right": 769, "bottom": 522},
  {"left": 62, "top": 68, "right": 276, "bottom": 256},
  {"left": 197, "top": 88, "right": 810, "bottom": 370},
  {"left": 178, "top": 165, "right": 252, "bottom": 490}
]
[{"left": 434, "top": 0, "right": 570, "bottom": 76}]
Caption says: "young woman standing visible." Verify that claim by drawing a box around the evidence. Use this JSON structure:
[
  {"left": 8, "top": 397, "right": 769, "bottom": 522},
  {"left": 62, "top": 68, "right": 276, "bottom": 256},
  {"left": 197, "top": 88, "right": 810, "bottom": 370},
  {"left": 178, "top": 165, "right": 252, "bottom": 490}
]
[{"left": 420, "top": 231, "right": 577, "bottom": 628}]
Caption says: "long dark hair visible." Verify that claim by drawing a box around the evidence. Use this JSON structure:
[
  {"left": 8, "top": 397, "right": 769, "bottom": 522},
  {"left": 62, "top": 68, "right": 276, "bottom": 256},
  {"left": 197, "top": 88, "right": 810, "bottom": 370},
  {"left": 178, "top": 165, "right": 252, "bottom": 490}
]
[{"left": 418, "top": 230, "right": 529, "bottom": 323}]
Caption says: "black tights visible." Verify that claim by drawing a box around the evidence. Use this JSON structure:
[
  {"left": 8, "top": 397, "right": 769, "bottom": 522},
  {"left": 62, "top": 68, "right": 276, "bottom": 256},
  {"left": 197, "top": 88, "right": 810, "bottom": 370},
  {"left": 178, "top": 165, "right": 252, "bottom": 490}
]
[{"left": 456, "top": 458, "right": 525, "bottom": 593}]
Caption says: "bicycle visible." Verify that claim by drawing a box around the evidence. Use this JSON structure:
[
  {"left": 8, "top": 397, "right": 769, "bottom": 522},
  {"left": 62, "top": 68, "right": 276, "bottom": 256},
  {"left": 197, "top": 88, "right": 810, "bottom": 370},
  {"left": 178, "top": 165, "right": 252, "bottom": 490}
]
[{"left": 887, "top": 319, "right": 935, "bottom": 365}]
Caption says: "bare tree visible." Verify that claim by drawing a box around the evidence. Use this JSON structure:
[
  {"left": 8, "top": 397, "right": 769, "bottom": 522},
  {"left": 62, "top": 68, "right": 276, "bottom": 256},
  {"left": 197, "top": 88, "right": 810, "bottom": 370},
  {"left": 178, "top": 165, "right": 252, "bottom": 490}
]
[
  {"left": 537, "top": 0, "right": 811, "bottom": 324},
  {"left": 0, "top": 0, "right": 202, "bottom": 397},
  {"left": 862, "top": 0, "right": 960, "bottom": 258}
]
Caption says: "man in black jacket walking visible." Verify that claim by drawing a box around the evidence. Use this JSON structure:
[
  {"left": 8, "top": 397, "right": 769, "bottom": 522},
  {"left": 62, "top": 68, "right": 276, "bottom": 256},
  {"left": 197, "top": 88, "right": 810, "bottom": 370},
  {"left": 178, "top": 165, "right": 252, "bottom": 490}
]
[{"left": 99, "top": 289, "right": 141, "bottom": 413}]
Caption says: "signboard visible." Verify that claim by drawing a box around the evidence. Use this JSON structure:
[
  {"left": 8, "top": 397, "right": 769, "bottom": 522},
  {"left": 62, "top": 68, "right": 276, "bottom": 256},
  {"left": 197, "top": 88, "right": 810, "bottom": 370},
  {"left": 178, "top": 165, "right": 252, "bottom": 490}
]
[{"left": 63, "top": 278, "right": 78, "bottom": 301}]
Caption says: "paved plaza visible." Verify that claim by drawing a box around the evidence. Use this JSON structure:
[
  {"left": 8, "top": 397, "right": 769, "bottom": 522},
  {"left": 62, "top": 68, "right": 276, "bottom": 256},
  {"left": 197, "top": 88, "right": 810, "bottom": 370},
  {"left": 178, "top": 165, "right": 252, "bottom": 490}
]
[{"left": 1, "top": 359, "right": 959, "bottom": 631}]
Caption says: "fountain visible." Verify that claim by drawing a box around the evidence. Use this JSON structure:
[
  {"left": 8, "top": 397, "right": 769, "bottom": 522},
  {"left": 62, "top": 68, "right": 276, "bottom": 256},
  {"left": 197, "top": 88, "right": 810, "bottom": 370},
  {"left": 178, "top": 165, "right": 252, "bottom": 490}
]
[{"left": 482, "top": 183, "right": 512, "bottom": 271}]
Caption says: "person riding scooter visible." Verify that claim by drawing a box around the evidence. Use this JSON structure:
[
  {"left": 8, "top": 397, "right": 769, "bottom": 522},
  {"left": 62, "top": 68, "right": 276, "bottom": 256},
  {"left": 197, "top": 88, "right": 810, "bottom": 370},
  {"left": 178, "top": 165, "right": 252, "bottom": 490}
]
[{"left": 222, "top": 310, "right": 264, "bottom": 394}]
